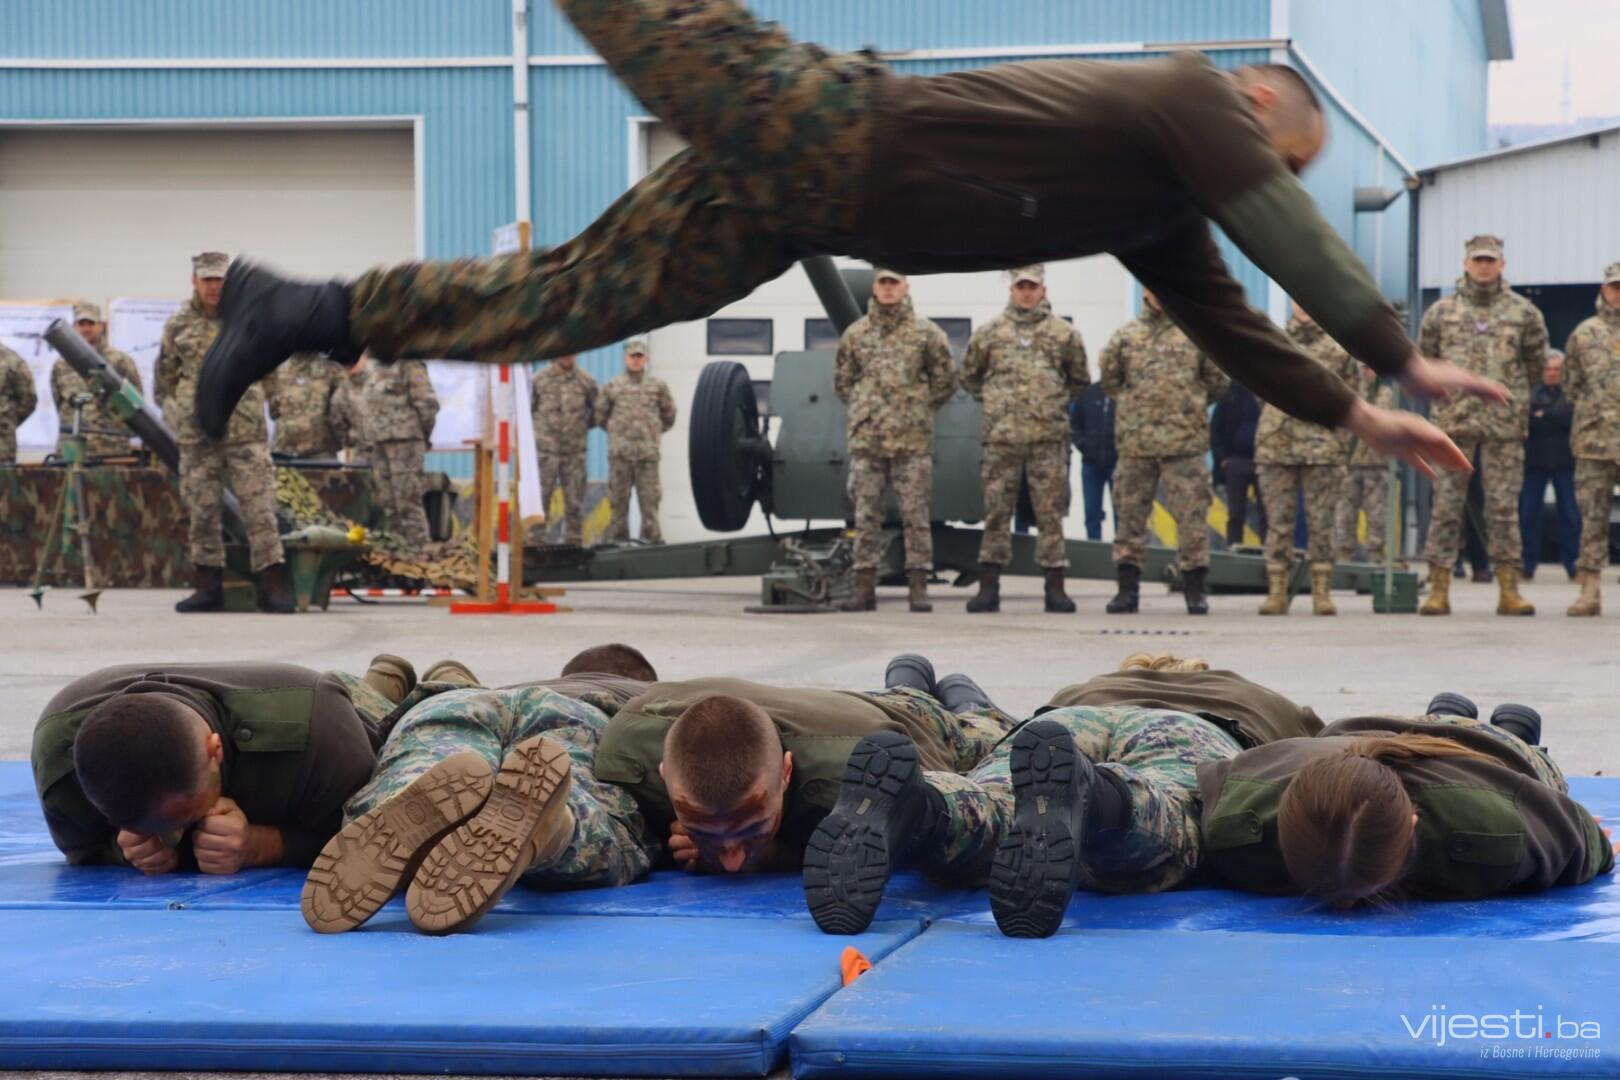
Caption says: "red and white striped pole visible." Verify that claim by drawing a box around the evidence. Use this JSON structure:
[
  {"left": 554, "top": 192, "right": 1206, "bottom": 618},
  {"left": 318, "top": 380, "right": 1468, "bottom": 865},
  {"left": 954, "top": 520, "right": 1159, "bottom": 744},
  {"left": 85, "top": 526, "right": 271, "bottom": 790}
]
[{"left": 494, "top": 362, "right": 514, "bottom": 606}]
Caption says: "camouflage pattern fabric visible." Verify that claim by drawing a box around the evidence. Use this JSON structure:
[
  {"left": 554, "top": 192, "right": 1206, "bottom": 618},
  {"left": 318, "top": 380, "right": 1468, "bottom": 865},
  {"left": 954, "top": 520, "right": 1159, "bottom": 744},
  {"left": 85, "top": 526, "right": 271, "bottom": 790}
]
[
  {"left": 922, "top": 705, "right": 1244, "bottom": 890},
  {"left": 0, "top": 344, "right": 39, "bottom": 465},
  {"left": 1418, "top": 277, "right": 1548, "bottom": 442},
  {"left": 978, "top": 440, "right": 1070, "bottom": 568},
  {"left": 858, "top": 685, "right": 1017, "bottom": 775},
  {"left": 847, "top": 451, "right": 933, "bottom": 571},
  {"left": 0, "top": 466, "right": 191, "bottom": 587},
  {"left": 155, "top": 297, "right": 269, "bottom": 446},
  {"left": 355, "top": 359, "right": 438, "bottom": 445},
  {"left": 530, "top": 363, "right": 599, "bottom": 456},
  {"left": 344, "top": 685, "right": 655, "bottom": 890},
  {"left": 834, "top": 296, "right": 956, "bottom": 457},
  {"left": 1099, "top": 307, "right": 1230, "bottom": 459},
  {"left": 1347, "top": 365, "right": 1397, "bottom": 468},
  {"left": 328, "top": 367, "right": 371, "bottom": 462},
  {"left": 1334, "top": 466, "right": 1389, "bottom": 563},
  {"left": 1421, "top": 437, "right": 1525, "bottom": 567},
  {"left": 347, "top": 0, "right": 882, "bottom": 365},
  {"left": 1574, "top": 458, "right": 1618, "bottom": 572},
  {"left": 51, "top": 347, "right": 142, "bottom": 459},
  {"left": 1111, "top": 454, "right": 1211, "bottom": 570},
  {"left": 541, "top": 453, "right": 590, "bottom": 544},
  {"left": 605, "top": 457, "right": 662, "bottom": 543},
  {"left": 597, "top": 371, "right": 675, "bottom": 463},
  {"left": 1420, "top": 712, "right": 1566, "bottom": 792},
  {"left": 1257, "top": 463, "right": 1345, "bottom": 569},
  {"left": 1564, "top": 292, "right": 1620, "bottom": 462},
  {"left": 264, "top": 352, "right": 342, "bottom": 457},
  {"left": 368, "top": 438, "right": 433, "bottom": 549},
  {"left": 961, "top": 299, "right": 1089, "bottom": 444},
  {"left": 1254, "top": 317, "right": 1356, "bottom": 466},
  {"left": 177, "top": 441, "right": 285, "bottom": 572},
  {"left": 322, "top": 669, "right": 409, "bottom": 748}
]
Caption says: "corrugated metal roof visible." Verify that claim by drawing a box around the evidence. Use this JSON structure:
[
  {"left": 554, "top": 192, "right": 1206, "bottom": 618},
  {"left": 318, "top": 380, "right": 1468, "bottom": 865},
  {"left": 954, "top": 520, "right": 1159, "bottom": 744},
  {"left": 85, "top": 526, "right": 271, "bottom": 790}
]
[{"left": 1421, "top": 121, "right": 1620, "bottom": 175}]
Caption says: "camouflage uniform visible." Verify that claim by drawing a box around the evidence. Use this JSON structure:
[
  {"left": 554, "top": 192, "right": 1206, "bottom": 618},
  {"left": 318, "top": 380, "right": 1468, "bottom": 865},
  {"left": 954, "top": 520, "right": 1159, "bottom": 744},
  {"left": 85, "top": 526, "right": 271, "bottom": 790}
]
[
  {"left": 1418, "top": 274, "right": 1548, "bottom": 569},
  {"left": 264, "top": 352, "right": 341, "bottom": 457},
  {"left": 154, "top": 296, "right": 284, "bottom": 572},
  {"left": 0, "top": 344, "right": 38, "bottom": 466},
  {"left": 1100, "top": 307, "right": 1229, "bottom": 570},
  {"left": 962, "top": 295, "right": 1089, "bottom": 568},
  {"left": 344, "top": 684, "right": 655, "bottom": 890},
  {"left": 859, "top": 685, "right": 1017, "bottom": 776},
  {"left": 530, "top": 363, "right": 599, "bottom": 544},
  {"left": 351, "top": 359, "right": 438, "bottom": 548},
  {"left": 51, "top": 345, "right": 142, "bottom": 460},
  {"left": 1255, "top": 316, "right": 1357, "bottom": 570},
  {"left": 328, "top": 367, "right": 371, "bottom": 464},
  {"left": 596, "top": 368, "right": 676, "bottom": 542},
  {"left": 833, "top": 296, "right": 955, "bottom": 570},
  {"left": 921, "top": 706, "right": 1243, "bottom": 890},
  {"left": 1564, "top": 280, "right": 1620, "bottom": 573},
  {"left": 1335, "top": 364, "right": 1396, "bottom": 562}
]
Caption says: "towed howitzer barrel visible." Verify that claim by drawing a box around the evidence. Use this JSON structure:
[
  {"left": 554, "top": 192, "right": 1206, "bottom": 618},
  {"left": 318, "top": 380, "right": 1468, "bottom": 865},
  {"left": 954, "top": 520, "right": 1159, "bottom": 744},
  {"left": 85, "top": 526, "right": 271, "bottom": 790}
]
[{"left": 800, "top": 255, "right": 864, "bottom": 336}]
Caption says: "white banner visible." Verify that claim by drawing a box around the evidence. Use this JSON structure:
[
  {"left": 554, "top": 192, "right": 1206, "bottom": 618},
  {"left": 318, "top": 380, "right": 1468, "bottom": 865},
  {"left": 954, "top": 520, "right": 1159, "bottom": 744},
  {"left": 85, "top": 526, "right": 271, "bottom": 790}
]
[
  {"left": 107, "top": 297, "right": 183, "bottom": 417},
  {"left": 0, "top": 303, "right": 74, "bottom": 451}
]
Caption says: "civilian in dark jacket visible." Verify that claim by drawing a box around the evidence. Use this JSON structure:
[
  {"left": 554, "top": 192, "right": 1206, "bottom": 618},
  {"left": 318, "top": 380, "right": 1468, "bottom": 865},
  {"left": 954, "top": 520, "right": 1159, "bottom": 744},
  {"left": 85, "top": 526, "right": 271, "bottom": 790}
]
[
  {"left": 1070, "top": 384, "right": 1116, "bottom": 541},
  {"left": 1210, "top": 384, "right": 1266, "bottom": 544},
  {"left": 1521, "top": 351, "right": 1580, "bottom": 579}
]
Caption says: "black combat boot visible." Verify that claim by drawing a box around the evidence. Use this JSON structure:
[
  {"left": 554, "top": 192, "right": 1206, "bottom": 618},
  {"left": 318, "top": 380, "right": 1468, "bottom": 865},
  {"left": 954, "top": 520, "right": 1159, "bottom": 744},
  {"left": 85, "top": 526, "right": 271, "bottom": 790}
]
[
  {"left": 254, "top": 561, "right": 296, "bottom": 614},
  {"left": 884, "top": 654, "right": 938, "bottom": 696},
  {"left": 174, "top": 565, "right": 224, "bottom": 613},
  {"left": 1043, "top": 567, "right": 1076, "bottom": 613},
  {"left": 1183, "top": 566, "right": 1210, "bottom": 615},
  {"left": 1105, "top": 563, "right": 1140, "bottom": 614},
  {"left": 989, "top": 720, "right": 1093, "bottom": 938},
  {"left": 197, "top": 260, "right": 356, "bottom": 440},
  {"left": 804, "top": 731, "right": 947, "bottom": 935},
  {"left": 1490, "top": 703, "right": 1543, "bottom": 747},
  {"left": 1426, "top": 692, "right": 1479, "bottom": 720},
  {"left": 965, "top": 563, "right": 1001, "bottom": 613},
  {"left": 937, "top": 673, "right": 998, "bottom": 715}
]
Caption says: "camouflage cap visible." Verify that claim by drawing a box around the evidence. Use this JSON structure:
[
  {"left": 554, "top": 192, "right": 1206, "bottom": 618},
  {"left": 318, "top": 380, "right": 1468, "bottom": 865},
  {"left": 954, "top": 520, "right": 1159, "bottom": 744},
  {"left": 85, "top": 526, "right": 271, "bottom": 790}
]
[
  {"left": 1604, "top": 262, "right": 1620, "bottom": 285},
  {"left": 72, "top": 300, "right": 103, "bottom": 323},
  {"left": 1464, "top": 235, "right": 1503, "bottom": 259},
  {"left": 192, "top": 251, "right": 229, "bottom": 277},
  {"left": 873, "top": 268, "right": 906, "bottom": 283},
  {"left": 1010, "top": 265, "right": 1045, "bottom": 286},
  {"left": 624, "top": 338, "right": 650, "bottom": 356}
]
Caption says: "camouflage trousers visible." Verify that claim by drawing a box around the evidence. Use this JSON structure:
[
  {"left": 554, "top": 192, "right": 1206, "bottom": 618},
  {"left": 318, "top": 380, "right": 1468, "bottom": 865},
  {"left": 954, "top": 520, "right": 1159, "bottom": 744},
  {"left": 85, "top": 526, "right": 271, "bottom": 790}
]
[
  {"left": 349, "top": 0, "right": 883, "bottom": 365},
  {"left": 848, "top": 452, "right": 933, "bottom": 571},
  {"left": 1574, "top": 458, "right": 1618, "bottom": 572},
  {"left": 344, "top": 685, "right": 655, "bottom": 890},
  {"left": 324, "top": 669, "right": 419, "bottom": 751},
  {"left": 369, "top": 438, "right": 432, "bottom": 549},
  {"left": 1335, "top": 465, "right": 1389, "bottom": 563},
  {"left": 177, "top": 440, "right": 285, "bottom": 572},
  {"left": 979, "top": 440, "right": 1069, "bottom": 569},
  {"left": 922, "top": 706, "right": 1244, "bottom": 890},
  {"left": 1257, "top": 463, "right": 1344, "bottom": 570},
  {"left": 539, "top": 451, "right": 589, "bottom": 545},
  {"left": 1420, "top": 712, "right": 1566, "bottom": 792},
  {"left": 1112, "top": 454, "right": 1210, "bottom": 571},
  {"left": 860, "top": 684, "right": 1018, "bottom": 776},
  {"left": 605, "top": 456, "right": 661, "bottom": 542},
  {"left": 1423, "top": 438, "right": 1523, "bottom": 567}
]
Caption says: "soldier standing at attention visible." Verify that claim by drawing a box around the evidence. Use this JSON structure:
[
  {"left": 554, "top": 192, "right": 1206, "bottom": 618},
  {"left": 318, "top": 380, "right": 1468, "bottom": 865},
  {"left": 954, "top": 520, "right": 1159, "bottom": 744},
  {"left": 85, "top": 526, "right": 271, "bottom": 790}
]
[
  {"left": 357, "top": 356, "right": 439, "bottom": 548},
  {"left": 530, "top": 353, "right": 598, "bottom": 545},
  {"left": 1255, "top": 303, "right": 1358, "bottom": 615},
  {"left": 0, "top": 338, "right": 38, "bottom": 466},
  {"left": 833, "top": 270, "right": 956, "bottom": 612},
  {"left": 1418, "top": 235, "right": 1548, "bottom": 617},
  {"left": 1100, "top": 289, "right": 1230, "bottom": 615},
  {"left": 154, "top": 252, "right": 292, "bottom": 614},
  {"left": 1334, "top": 361, "right": 1398, "bottom": 565},
  {"left": 1563, "top": 261, "right": 1620, "bottom": 617},
  {"left": 264, "top": 352, "right": 342, "bottom": 458},
  {"left": 52, "top": 301, "right": 142, "bottom": 459},
  {"left": 596, "top": 339, "right": 676, "bottom": 544},
  {"left": 961, "top": 265, "right": 1089, "bottom": 614}
]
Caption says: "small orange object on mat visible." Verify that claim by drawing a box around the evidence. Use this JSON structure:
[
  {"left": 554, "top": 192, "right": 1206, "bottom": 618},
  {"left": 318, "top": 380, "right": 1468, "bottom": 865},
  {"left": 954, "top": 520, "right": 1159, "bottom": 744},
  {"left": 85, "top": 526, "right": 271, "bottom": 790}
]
[{"left": 840, "top": 946, "right": 872, "bottom": 986}]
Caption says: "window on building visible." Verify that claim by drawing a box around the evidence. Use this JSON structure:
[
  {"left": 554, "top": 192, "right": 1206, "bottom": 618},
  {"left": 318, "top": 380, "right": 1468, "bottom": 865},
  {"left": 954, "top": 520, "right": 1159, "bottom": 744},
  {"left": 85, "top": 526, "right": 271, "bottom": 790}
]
[
  {"left": 805, "top": 317, "right": 838, "bottom": 352},
  {"left": 707, "top": 318, "right": 773, "bottom": 355},
  {"left": 935, "top": 318, "right": 972, "bottom": 360}
]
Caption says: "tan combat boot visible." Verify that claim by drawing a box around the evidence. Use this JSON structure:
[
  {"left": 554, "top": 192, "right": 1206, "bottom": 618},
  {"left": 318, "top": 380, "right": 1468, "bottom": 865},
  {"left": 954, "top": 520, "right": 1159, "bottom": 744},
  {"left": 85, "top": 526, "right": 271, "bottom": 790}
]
[
  {"left": 421, "top": 659, "right": 481, "bottom": 687},
  {"left": 1310, "top": 563, "right": 1338, "bottom": 616},
  {"left": 362, "top": 654, "right": 417, "bottom": 705},
  {"left": 1420, "top": 564, "right": 1452, "bottom": 616},
  {"left": 1568, "top": 569, "right": 1601, "bottom": 617},
  {"left": 907, "top": 569, "right": 932, "bottom": 613},
  {"left": 1258, "top": 567, "right": 1290, "bottom": 615},
  {"left": 842, "top": 568, "right": 877, "bottom": 612},
  {"left": 1495, "top": 566, "right": 1535, "bottom": 616}
]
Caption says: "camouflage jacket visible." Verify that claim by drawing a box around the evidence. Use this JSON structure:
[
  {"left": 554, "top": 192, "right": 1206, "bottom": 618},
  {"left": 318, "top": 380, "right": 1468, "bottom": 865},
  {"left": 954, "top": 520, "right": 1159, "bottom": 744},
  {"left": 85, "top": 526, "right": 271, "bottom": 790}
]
[
  {"left": 328, "top": 368, "right": 370, "bottom": 457},
  {"left": 51, "top": 346, "right": 142, "bottom": 459},
  {"left": 356, "top": 359, "right": 438, "bottom": 446},
  {"left": 961, "top": 300, "right": 1089, "bottom": 444},
  {"left": 155, "top": 297, "right": 268, "bottom": 445},
  {"left": 0, "top": 344, "right": 38, "bottom": 462},
  {"left": 833, "top": 296, "right": 956, "bottom": 457},
  {"left": 596, "top": 371, "right": 676, "bottom": 461},
  {"left": 1564, "top": 293, "right": 1620, "bottom": 462},
  {"left": 1346, "top": 363, "right": 1398, "bottom": 468},
  {"left": 1255, "top": 317, "right": 1358, "bottom": 466},
  {"left": 1099, "top": 308, "right": 1229, "bottom": 459},
  {"left": 530, "top": 363, "right": 599, "bottom": 456},
  {"left": 264, "top": 352, "right": 342, "bottom": 457},
  {"left": 1418, "top": 277, "right": 1547, "bottom": 441}
]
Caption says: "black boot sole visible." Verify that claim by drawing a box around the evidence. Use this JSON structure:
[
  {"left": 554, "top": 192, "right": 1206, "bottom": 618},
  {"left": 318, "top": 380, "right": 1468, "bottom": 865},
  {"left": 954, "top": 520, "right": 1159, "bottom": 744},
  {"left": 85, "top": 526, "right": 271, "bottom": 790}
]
[
  {"left": 884, "top": 655, "right": 938, "bottom": 696},
  {"left": 804, "top": 731, "right": 920, "bottom": 936},
  {"left": 990, "top": 720, "right": 1089, "bottom": 939},
  {"left": 1426, "top": 691, "right": 1479, "bottom": 720}
]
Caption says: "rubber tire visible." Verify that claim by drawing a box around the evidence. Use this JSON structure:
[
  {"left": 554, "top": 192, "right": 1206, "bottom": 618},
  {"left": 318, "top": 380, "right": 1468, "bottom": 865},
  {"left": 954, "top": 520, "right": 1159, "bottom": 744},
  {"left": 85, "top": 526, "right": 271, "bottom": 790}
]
[{"left": 689, "top": 360, "right": 764, "bottom": 532}]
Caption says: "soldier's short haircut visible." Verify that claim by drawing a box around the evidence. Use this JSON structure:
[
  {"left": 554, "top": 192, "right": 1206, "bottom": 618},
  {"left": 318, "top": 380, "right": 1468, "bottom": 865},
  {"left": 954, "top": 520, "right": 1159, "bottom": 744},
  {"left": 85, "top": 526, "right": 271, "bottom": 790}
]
[
  {"left": 561, "top": 642, "right": 658, "bottom": 682},
  {"left": 73, "top": 695, "right": 205, "bottom": 829},
  {"left": 663, "top": 696, "right": 783, "bottom": 812},
  {"left": 1236, "top": 63, "right": 1323, "bottom": 132}
]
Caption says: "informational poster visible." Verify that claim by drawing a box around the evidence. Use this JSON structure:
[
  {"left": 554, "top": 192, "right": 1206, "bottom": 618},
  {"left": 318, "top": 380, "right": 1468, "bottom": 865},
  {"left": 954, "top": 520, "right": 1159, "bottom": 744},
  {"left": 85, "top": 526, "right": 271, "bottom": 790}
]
[
  {"left": 107, "top": 297, "right": 183, "bottom": 418},
  {"left": 0, "top": 302, "right": 75, "bottom": 452},
  {"left": 424, "top": 361, "right": 485, "bottom": 450}
]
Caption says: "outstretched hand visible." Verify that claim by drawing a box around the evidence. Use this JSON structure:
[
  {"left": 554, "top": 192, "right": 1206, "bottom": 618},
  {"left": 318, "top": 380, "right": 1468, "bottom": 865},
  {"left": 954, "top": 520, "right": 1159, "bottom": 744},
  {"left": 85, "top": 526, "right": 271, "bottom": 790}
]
[
  {"left": 1397, "top": 352, "right": 1511, "bottom": 406},
  {"left": 1341, "top": 399, "right": 1471, "bottom": 479}
]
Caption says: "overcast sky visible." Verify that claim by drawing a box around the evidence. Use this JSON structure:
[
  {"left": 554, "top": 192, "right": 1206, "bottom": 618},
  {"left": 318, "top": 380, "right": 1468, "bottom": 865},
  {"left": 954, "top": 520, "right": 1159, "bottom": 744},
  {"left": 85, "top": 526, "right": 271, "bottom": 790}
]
[{"left": 1489, "top": 0, "right": 1620, "bottom": 124}]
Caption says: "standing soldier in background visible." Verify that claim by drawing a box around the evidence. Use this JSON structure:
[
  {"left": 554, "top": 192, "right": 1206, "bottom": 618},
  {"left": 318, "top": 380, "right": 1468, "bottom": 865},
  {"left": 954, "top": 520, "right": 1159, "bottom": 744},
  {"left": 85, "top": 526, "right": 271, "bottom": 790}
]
[
  {"left": 1334, "top": 363, "right": 1397, "bottom": 565},
  {"left": 1255, "top": 304, "right": 1358, "bottom": 615},
  {"left": 961, "top": 265, "right": 1089, "bottom": 614},
  {"left": 52, "top": 301, "right": 141, "bottom": 459},
  {"left": 0, "top": 338, "right": 38, "bottom": 466},
  {"left": 357, "top": 356, "right": 439, "bottom": 548},
  {"left": 1418, "top": 235, "right": 1547, "bottom": 617},
  {"left": 530, "top": 353, "right": 598, "bottom": 546},
  {"left": 596, "top": 339, "right": 676, "bottom": 544},
  {"left": 154, "top": 252, "right": 292, "bottom": 614},
  {"left": 264, "top": 352, "right": 341, "bottom": 458},
  {"left": 1563, "top": 262, "right": 1620, "bottom": 617},
  {"left": 328, "top": 359, "right": 371, "bottom": 464},
  {"left": 1100, "top": 289, "right": 1229, "bottom": 615},
  {"left": 833, "top": 270, "right": 955, "bottom": 612}
]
